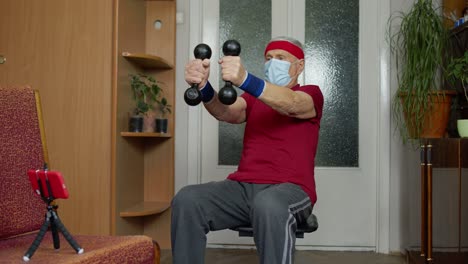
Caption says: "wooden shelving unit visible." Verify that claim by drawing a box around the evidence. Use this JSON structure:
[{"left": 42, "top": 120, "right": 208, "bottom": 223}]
[{"left": 113, "top": 0, "right": 176, "bottom": 249}]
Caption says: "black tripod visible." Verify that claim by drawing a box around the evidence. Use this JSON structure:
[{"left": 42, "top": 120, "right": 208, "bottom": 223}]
[{"left": 23, "top": 171, "right": 83, "bottom": 262}]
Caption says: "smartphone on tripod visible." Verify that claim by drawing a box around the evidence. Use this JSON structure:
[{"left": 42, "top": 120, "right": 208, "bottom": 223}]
[
  {"left": 27, "top": 169, "right": 69, "bottom": 199},
  {"left": 23, "top": 169, "right": 82, "bottom": 261}
]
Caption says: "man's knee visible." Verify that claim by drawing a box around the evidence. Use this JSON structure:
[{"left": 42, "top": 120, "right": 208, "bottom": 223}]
[{"left": 172, "top": 185, "right": 200, "bottom": 210}]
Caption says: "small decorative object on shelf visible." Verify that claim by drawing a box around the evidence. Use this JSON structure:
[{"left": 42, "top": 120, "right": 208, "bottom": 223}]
[
  {"left": 129, "top": 73, "right": 163, "bottom": 132},
  {"left": 156, "top": 97, "right": 171, "bottom": 133},
  {"left": 457, "top": 119, "right": 468, "bottom": 137},
  {"left": 128, "top": 115, "right": 143, "bottom": 133}
]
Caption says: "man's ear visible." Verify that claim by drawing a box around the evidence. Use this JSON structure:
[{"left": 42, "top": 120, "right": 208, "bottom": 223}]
[{"left": 297, "top": 59, "right": 305, "bottom": 75}]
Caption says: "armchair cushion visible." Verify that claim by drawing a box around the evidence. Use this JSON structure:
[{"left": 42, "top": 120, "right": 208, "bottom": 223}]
[{"left": 0, "top": 233, "right": 155, "bottom": 264}]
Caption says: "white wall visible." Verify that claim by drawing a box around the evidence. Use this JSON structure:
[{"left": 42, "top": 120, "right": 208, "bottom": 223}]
[
  {"left": 175, "top": 0, "right": 191, "bottom": 193},
  {"left": 388, "top": 0, "right": 414, "bottom": 255},
  {"left": 174, "top": 0, "right": 426, "bottom": 254}
]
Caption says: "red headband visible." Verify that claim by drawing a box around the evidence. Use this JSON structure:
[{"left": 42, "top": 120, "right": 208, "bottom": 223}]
[{"left": 264, "top": 40, "right": 304, "bottom": 60}]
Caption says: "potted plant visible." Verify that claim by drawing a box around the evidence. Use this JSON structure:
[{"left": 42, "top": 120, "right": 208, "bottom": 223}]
[
  {"left": 446, "top": 50, "right": 468, "bottom": 137},
  {"left": 155, "top": 96, "right": 172, "bottom": 133},
  {"left": 129, "top": 73, "right": 162, "bottom": 132},
  {"left": 446, "top": 51, "right": 468, "bottom": 107},
  {"left": 388, "top": 0, "right": 455, "bottom": 142}
]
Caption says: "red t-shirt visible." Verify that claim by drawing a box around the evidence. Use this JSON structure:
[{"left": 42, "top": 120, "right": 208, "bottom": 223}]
[{"left": 227, "top": 84, "right": 324, "bottom": 205}]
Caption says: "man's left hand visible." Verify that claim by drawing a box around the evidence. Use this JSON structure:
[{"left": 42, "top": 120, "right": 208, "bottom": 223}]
[{"left": 219, "top": 56, "right": 247, "bottom": 87}]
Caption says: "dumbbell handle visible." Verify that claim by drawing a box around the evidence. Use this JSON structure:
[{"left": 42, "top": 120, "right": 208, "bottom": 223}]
[
  {"left": 219, "top": 40, "right": 241, "bottom": 105},
  {"left": 184, "top": 43, "right": 212, "bottom": 106}
]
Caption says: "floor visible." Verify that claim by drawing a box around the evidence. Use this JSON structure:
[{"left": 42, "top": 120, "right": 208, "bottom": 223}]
[
  {"left": 161, "top": 249, "right": 406, "bottom": 264},
  {"left": 406, "top": 250, "right": 468, "bottom": 264}
]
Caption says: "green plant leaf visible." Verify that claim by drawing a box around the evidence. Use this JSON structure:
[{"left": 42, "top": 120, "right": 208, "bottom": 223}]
[{"left": 387, "top": 0, "right": 450, "bottom": 143}]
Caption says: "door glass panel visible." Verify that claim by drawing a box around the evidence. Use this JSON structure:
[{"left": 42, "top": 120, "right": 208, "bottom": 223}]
[
  {"left": 218, "top": 0, "right": 271, "bottom": 165},
  {"left": 304, "top": 0, "right": 359, "bottom": 167},
  {"left": 217, "top": 0, "right": 359, "bottom": 167}
]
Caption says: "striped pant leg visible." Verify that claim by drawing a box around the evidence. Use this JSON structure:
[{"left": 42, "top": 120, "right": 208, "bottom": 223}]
[
  {"left": 171, "top": 180, "right": 252, "bottom": 264},
  {"left": 250, "top": 183, "right": 313, "bottom": 264}
]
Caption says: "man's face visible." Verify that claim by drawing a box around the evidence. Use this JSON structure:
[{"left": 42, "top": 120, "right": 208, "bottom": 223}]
[{"left": 265, "top": 49, "right": 305, "bottom": 82}]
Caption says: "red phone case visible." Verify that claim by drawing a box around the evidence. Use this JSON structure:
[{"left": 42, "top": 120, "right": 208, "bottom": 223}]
[{"left": 27, "top": 169, "right": 69, "bottom": 199}]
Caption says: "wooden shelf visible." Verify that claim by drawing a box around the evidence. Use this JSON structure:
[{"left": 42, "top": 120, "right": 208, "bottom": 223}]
[
  {"left": 120, "top": 201, "right": 171, "bottom": 217},
  {"left": 121, "top": 132, "right": 172, "bottom": 138},
  {"left": 122, "top": 52, "right": 173, "bottom": 69}
]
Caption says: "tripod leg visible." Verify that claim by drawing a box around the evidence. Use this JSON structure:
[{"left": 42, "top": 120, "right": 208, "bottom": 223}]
[
  {"left": 50, "top": 217, "right": 60, "bottom": 250},
  {"left": 23, "top": 212, "right": 51, "bottom": 261},
  {"left": 51, "top": 211, "right": 84, "bottom": 254}
]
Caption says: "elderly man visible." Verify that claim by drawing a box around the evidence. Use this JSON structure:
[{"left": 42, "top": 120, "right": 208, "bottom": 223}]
[{"left": 172, "top": 36, "right": 324, "bottom": 264}]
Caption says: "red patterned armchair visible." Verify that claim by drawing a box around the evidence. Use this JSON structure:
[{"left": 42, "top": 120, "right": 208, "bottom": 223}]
[{"left": 0, "top": 86, "right": 159, "bottom": 263}]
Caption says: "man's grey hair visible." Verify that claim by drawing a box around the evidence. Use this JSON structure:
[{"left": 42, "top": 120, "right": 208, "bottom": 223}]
[{"left": 268, "top": 36, "right": 303, "bottom": 50}]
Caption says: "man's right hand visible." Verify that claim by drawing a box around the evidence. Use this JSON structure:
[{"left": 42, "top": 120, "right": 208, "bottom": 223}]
[{"left": 185, "top": 59, "right": 211, "bottom": 88}]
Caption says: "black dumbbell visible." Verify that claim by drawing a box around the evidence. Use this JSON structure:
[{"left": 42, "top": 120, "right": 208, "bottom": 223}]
[
  {"left": 218, "top": 40, "right": 241, "bottom": 105},
  {"left": 184, "top": 43, "right": 212, "bottom": 106}
]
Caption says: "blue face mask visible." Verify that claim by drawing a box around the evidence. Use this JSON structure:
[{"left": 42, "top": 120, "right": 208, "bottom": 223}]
[{"left": 264, "top": 59, "right": 292, "bottom": 86}]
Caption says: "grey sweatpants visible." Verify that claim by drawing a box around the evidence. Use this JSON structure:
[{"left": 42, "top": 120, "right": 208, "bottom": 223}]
[{"left": 171, "top": 179, "right": 313, "bottom": 264}]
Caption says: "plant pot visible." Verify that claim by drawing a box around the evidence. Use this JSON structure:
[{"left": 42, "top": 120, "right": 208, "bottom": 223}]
[
  {"left": 129, "top": 115, "right": 143, "bottom": 132},
  {"left": 400, "top": 91, "right": 456, "bottom": 138},
  {"left": 155, "top": 118, "right": 168, "bottom": 133},
  {"left": 457, "top": 119, "right": 468, "bottom": 137}
]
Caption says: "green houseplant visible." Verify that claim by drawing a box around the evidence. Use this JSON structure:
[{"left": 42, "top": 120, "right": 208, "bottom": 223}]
[
  {"left": 446, "top": 50, "right": 468, "bottom": 137},
  {"left": 129, "top": 73, "right": 162, "bottom": 132},
  {"left": 388, "top": 0, "right": 454, "bottom": 142},
  {"left": 155, "top": 96, "right": 172, "bottom": 133},
  {"left": 446, "top": 50, "right": 468, "bottom": 104}
]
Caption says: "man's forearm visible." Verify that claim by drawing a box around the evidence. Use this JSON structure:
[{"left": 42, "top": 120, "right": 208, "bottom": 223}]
[
  {"left": 237, "top": 72, "right": 315, "bottom": 119},
  {"left": 201, "top": 82, "right": 247, "bottom": 124},
  {"left": 258, "top": 83, "right": 316, "bottom": 119}
]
